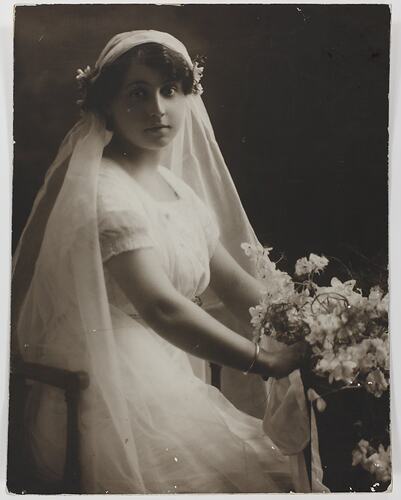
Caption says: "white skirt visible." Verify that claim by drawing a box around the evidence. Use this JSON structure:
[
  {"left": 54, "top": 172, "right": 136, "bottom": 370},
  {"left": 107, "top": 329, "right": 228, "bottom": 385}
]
[{"left": 26, "top": 310, "right": 294, "bottom": 493}]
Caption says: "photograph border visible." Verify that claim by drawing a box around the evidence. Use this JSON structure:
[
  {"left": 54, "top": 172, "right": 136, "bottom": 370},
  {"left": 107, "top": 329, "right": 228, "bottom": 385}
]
[{"left": 1, "top": 1, "right": 399, "bottom": 498}]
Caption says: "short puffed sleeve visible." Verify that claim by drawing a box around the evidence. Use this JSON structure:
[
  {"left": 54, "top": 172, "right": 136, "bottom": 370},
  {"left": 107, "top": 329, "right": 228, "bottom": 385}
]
[{"left": 97, "top": 164, "right": 154, "bottom": 263}]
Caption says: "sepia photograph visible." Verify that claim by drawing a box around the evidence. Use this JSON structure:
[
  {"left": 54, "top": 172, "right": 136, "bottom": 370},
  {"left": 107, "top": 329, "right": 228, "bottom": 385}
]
[{"left": 5, "top": 1, "right": 394, "bottom": 495}]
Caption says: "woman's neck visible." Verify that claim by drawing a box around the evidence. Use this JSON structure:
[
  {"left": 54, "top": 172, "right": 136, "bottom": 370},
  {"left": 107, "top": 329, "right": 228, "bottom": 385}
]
[{"left": 105, "top": 135, "right": 162, "bottom": 176}]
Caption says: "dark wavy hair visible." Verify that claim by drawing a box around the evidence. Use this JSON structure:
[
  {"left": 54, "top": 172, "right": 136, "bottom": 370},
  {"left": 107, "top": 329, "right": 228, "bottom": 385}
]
[{"left": 79, "top": 43, "right": 196, "bottom": 116}]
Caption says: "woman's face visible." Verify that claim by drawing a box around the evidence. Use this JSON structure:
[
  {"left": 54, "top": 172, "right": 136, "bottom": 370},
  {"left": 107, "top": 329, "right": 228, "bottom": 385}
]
[{"left": 107, "top": 61, "right": 187, "bottom": 151}]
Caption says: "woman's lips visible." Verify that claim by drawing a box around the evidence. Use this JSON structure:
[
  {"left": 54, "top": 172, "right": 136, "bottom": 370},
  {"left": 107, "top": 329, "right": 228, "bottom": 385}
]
[{"left": 145, "top": 125, "right": 171, "bottom": 132}]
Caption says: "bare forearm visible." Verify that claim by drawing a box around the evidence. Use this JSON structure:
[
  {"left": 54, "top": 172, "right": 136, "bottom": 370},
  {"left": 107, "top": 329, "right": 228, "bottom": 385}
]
[
  {"left": 209, "top": 243, "right": 266, "bottom": 327},
  {"left": 141, "top": 295, "right": 274, "bottom": 376},
  {"left": 221, "top": 272, "right": 265, "bottom": 326}
]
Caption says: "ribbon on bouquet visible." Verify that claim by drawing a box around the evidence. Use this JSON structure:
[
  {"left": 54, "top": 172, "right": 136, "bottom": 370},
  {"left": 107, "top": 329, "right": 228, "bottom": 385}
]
[{"left": 261, "top": 337, "right": 328, "bottom": 493}]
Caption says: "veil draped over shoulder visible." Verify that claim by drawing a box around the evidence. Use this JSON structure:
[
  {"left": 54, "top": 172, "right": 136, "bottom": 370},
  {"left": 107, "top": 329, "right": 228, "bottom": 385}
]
[{"left": 11, "top": 30, "right": 323, "bottom": 492}]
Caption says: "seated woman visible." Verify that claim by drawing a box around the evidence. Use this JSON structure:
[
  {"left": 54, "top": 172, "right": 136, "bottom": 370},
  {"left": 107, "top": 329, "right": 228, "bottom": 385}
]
[{"left": 13, "top": 30, "right": 311, "bottom": 493}]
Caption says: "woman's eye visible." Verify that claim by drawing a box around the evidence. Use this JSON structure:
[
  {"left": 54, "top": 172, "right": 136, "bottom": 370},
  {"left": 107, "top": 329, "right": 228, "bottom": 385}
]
[
  {"left": 128, "top": 87, "right": 146, "bottom": 99},
  {"left": 162, "top": 85, "right": 178, "bottom": 97}
]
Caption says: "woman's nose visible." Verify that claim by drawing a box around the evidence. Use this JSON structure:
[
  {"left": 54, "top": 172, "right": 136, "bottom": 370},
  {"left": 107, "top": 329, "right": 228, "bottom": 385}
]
[{"left": 148, "top": 93, "right": 166, "bottom": 118}]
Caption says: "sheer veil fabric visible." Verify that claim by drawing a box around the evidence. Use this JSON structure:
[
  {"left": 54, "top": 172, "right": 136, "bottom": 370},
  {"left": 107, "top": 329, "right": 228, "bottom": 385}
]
[{"left": 12, "top": 30, "right": 324, "bottom": 492}]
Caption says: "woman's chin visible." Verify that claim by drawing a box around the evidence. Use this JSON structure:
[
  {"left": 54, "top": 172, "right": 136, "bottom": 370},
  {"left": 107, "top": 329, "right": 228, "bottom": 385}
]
[{"left": 142, "top": 136, "right": 175, "bottom": 150}]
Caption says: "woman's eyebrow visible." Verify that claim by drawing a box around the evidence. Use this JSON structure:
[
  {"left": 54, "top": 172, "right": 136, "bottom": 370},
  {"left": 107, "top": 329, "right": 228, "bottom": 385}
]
[
  {"left": 125, "top": 78, "right": 179, "bottom": 89},
  {"left": 125, "top": 80, "right": 150, "bottom": 88}
]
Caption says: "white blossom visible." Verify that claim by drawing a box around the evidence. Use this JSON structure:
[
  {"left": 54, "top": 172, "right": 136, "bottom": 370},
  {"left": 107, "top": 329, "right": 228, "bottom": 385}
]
[{"left": 352, "top": 440, "right": 391, "bottom": 483}]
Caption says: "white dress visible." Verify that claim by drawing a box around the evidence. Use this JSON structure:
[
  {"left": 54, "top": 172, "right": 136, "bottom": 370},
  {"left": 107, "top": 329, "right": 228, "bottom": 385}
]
[{"left": 27, "top": 159, "right": 294, "bottom": 493}]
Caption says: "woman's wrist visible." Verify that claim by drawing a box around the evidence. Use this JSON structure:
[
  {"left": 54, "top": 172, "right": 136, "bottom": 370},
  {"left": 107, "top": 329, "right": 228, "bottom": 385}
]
[
  {"left": 250, "top": 347, "right": 275, "bottom": 378},
  {"left": 242, "top": 342, "right": 260, "bottom": 375}
]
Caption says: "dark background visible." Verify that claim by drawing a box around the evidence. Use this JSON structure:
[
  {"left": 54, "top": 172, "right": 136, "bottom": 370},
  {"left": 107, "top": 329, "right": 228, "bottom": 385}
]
[
  {"left": 12, "top": 4, "right": 391, "bottom": 492},
  {"left": 14, "top": 3, "right": 389, "bottom": 279}
]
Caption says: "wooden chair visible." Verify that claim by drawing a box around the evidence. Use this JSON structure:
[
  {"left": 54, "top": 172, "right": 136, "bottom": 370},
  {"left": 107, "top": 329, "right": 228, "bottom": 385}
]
[
  {"left": 209, "top": 362, "right": 222, "bottom": 389},
  {"left": 7, "top": 354, "right": 89, "bottom": 494}
]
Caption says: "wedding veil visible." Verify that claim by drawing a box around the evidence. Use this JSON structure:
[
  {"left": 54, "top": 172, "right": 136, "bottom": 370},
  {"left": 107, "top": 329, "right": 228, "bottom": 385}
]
[
  {"left": 11, "top": 30, "right": 261, "bottom": 492},
  {"left": 11, "top": 29, "right": 324, "bottom": 492}
]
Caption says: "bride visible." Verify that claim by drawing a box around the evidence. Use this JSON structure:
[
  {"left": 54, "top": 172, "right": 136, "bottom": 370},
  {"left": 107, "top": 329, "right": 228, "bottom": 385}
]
[{"left": 13, "top": 30, "right": 316, "bottom": 493}]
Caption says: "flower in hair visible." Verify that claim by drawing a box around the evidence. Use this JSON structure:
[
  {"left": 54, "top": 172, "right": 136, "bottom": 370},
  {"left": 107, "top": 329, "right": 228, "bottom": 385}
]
[
  {"left": 75, "top": 65, "right": 96, "bottom": 109},
  {"left": 192, "top": 57, "right": 205, "bottom": 96},
  {"left": 76, "top": 65, "right": 92, "bottom": 81}
]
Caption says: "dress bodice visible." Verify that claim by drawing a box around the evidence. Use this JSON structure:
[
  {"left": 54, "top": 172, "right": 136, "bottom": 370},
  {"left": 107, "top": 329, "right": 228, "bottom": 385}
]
[{"left": 97, "top": 160, "right": 220, "bottom": 316}]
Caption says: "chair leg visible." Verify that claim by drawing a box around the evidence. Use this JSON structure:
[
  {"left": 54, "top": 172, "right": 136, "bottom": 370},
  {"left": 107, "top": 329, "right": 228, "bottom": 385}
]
[
  {"left": 210, "top": 363, "right": 222, "bottom": 390},
  {"left": 7, "top": 374, "right": 32, "bottom": 493},
  {"left": 63, "top": 388, "right": 81, "bottom": 493}
]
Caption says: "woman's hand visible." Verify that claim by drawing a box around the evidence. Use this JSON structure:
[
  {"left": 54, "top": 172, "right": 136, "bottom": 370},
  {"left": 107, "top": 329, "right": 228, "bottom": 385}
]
[{"left": 259, "top": 341, "right": 311, "bottom": 380}]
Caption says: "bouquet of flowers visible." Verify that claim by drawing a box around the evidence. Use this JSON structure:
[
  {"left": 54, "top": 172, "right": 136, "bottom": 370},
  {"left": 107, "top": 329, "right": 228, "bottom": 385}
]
[
  {"left": 241, "top": 242, "right": 390, "bottom": 397},
  {"left": 243, "top": 242, "right": 391, "bottom": 487}
]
